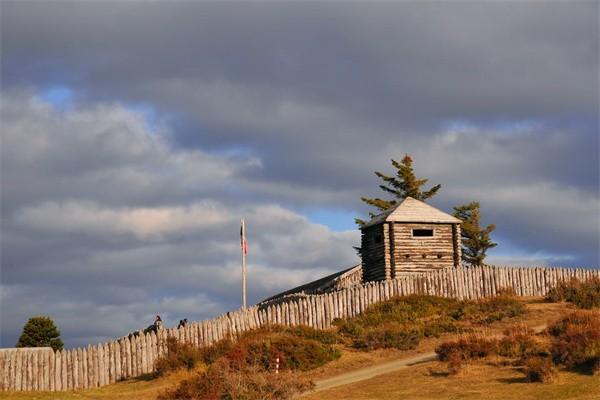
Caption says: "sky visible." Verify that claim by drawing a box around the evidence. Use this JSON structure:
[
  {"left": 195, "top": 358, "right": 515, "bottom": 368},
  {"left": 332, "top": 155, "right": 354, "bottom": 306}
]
[{"left": 1, "top": 2, "right": 598, "bottom": 348}]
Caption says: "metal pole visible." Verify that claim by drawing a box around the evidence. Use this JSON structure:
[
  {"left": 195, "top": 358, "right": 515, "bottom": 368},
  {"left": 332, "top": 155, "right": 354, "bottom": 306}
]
[{"left": 241, "top": 218, "right": 247, "bottom": 309}]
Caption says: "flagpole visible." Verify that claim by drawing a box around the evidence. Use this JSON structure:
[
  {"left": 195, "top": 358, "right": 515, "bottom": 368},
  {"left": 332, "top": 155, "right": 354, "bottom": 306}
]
[{"left": 241, "top": 218, "right": 247, "bottom": 309}]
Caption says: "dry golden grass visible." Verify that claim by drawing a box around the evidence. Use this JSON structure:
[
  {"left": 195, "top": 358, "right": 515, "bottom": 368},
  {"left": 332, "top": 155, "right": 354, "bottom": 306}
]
[
  {"left": 301, "top": 361, "right": 600, "bottom": 400},
  {"left": 1, "top": 299, "right": 591, "bottom": 400},
  {"left": 0, "top": 366, "right": 204, "bottom": 400},
  {"left": 305, "top": 298, "right": 572, "bottom": 382}
]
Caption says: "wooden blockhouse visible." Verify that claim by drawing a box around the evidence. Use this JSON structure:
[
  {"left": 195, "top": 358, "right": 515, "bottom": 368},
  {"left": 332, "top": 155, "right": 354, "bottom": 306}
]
[{"left": 361, "top": 197, "right": 462, "bottom": 281}]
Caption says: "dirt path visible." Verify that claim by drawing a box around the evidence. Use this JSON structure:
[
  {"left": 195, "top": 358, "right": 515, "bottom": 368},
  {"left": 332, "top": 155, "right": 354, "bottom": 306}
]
[
  {"left": 305, "top": 323, "right": 548, "bottom": 395},
  {"left": 310, "top": 351, "right": 438, "bottom": 393}
]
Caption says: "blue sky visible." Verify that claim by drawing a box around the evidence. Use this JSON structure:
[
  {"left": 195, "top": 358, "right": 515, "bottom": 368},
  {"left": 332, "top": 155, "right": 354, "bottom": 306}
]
[{"left": 1, "top": 2, "right": 597, "bottom": 348}]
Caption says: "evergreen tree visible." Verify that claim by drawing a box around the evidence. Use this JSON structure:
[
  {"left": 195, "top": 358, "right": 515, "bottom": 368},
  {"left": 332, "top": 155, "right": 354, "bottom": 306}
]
[
  {"left": 16, "top": 316, "right": 64, "bottom": 351},
  {"left": 357, "top": 154, "right": 441, "bottom": 225},
  {"left": 453, "top": 202, "right": 497, "bottom": 267}
]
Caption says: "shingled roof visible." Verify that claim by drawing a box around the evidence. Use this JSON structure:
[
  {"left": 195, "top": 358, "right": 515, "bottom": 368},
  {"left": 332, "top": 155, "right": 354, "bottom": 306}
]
[{"left": 362, "top": 196, "right": 461, "bottom": 228}]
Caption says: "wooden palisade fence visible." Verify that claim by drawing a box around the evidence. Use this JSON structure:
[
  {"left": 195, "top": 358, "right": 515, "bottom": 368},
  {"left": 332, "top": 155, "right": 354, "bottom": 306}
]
[{"left": 1, "top": 265, "right": 598, "bottom": 392}]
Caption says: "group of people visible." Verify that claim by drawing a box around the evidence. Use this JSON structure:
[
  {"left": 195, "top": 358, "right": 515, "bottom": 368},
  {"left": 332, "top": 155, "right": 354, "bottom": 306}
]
[
  {"left": 128, "top": 315, "right": 189, "bottom": 338},
  {"left": 150, "top": 315, "right": 189, "bottom": 330}
]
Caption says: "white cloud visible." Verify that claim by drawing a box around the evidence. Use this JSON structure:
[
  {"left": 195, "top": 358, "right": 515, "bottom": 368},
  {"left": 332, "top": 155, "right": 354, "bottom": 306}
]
[
  {"left": 1, "top": 3, "right": 597, "bottom": 346},
  {"left": 1, "top": 93, "right": 360, "bottom": 347},
  {"left": 14, "top": 200, "right": 229, "bottom": 240}
]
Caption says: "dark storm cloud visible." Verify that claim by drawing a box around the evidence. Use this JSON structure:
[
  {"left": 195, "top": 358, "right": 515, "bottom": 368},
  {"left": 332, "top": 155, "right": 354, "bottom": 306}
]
[
  {"left": 2, "top": 2, "right": 596, "bottom": 117},
  {"left": 1, "top": 2, "right": 598, "bottom": 346},
  {"left": 2, "top": 2, "right": 596, "bottom": 197}
]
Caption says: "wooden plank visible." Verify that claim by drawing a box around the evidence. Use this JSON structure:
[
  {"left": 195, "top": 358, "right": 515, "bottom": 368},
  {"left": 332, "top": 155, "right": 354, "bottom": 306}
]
[
  {"left": 79, "top": 347, "right": 86, "bottom": 389},
  {"left": 284, "top": 302, "right": 290, "bottom": 326},
  {"left": 24, "top": 350, "right": 31, "bottom": 392},
  {"left": 71, "top": 348, "right": 79, "bottom": 390},
  {"left": 114, "top": 340, "right": 122, "bottom": 382},
  {"left": 98, "top": 344, "right": 105, "bottom": 387},
  {"left": 311, "top": 296, "right": 318, "bottom": 328},
  {"left": 3, "top": 350, "right": 11, "bottom": 391},
  {"left": 94, "top": 344, "right": 101, "bottom": 387},
  {"left": 1, "top": 350, "right": 9, "bottom": 391},
  {"left": 300, "top": 298, "right": 308, "bottom": 325},
  {"left": 129, "top": 336, "right": 137, "bottom": 379},
  {"left": 15, "top": 350, "right": 23, "bottom": 391},
  {"left": 316, "top": 296, "right": 323, "bottom": 328},
  {"left": 39, "top": 349, "right": 46, "bottom": 391},
  {"left": 52, "top": 350, "right": 64, "bottom": 392},
  {"left": 338, "top": 290, "right": 345, "bottom": 319},
  {"left": 47, "top": 349, "right": 53, "bottom": 391},
  {"left": 20, "top": 350, "right": 26, "bottom": 392},
  {"left": 84, "top": 347, "right": 91, "bottom": 389},
  {"left": 6, "top": 350, "right": 14, "bottom": 391},
  {"left": 354, "top": 285, "right": 361, "bottom": 316},
  {"left": 75, "top": 347, "right": 82, "bottom": 389},
  {"left": 468, "top": 267, "right": 475, "bottom": 299},
  {"left": 124, "top": 337, "right": 131, "bottom": 380},
  {"left": 104, "top": 342, "right": 110, "bottom": 385},
  {"left": 94, "top": 343, "right": 101, "bottom": 388},
  {"left": 7, "top": 350, "right": 16, "bottom": 392},
  {"left": 0, "top": 351, "right": 7, "bottom": 391},
  {"left": 63, "top": 349, "right": 71, "bottom": 391},
  {"left": 145, "top": 334, "right": 152, "bottom": 376},
  {"left": 106, "top": 342, "right": 113, "bottom": 384},
  {"left": 313, "top": 298, "right": 319, "bottom": 329},
  {"left": 140, "top": 333, "right": 147, "bottom": 375}
]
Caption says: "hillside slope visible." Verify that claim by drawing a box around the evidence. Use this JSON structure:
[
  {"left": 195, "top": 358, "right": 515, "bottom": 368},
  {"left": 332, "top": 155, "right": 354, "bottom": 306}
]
[{"left": 3, "top": 299, "right": 598, "bottom": 400}]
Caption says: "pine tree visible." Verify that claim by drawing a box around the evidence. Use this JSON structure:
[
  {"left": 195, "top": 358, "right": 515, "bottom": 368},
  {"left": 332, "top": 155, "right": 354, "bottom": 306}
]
[
  {"left": 453, "top": 202, "right": 497, "bottom": 267},
  {"left": 357, "top": 154, "right": 441, "bottom": 225},
  {"left": 16, "top": 316, "right": 64, "bottom": 351}
]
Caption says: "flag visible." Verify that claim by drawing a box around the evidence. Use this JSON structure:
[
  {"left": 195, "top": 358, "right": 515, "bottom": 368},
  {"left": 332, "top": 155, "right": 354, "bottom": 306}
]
[{"left": 240, "top": 220, "right": 247, "bottom": 255}]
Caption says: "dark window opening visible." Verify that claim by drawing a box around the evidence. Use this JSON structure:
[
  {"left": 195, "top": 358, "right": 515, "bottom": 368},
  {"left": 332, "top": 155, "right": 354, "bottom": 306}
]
[
  {"left": 374, "top": 234, "right": 383, "bottom": 244},
  {"left": 422, "top": 254, "right": 427, "bottom": 259},
  {"left": 405, "top": 254, "right": 411, "bottom": 259},
  {"left": 413, "top": 229, "right": 434, "bottom": 237},
  {"left": 437, "top": 253, "right": 443, "bottom": 259}
]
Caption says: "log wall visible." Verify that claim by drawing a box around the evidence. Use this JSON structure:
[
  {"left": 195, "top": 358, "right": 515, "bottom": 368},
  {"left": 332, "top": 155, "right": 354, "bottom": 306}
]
[
  {"left": 361, "top": 224, "right": 390, "bottom": 281},
  {"left": 1, "top": 265, "right": 598, "bottom": 392},
  {"left": 392, "top": 223, "right": 456, "bottom": 273},
  {"left": 362, "top": 222, "right": 462, "bottom": 281},
  {"left": 331, "top": 264, "right": 362, "bottom": 290}
]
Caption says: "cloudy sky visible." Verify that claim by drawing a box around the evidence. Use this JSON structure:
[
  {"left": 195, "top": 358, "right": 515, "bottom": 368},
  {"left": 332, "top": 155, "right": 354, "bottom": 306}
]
[{"left": 1, "top": 2, "right": 598, "bottom": 348}]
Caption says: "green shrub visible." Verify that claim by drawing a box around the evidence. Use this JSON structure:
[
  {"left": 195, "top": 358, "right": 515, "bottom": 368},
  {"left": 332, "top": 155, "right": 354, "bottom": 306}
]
[
  {"left": 549, "top": 311, "right": 600, "bottom": 372},
  {"left": 155, "top": 337, "right": 204, "bottom": 377},
  {"left": 335, "top": 294, "right": 524, "bottom": 353},
  {"left": 547, "top": 312, "right": 594, "bottom": 337},
  {"left": 236, "top": 333, "right": 341, "bottom": 371},
  {"left": 446, "top": 351, "right": 464, "bottom": 375},
  {"left": 340, "top": 295, "right": 457, "bottom": 330},
  {"left": 351, "top": 324, "right": 422, "bottom": 351},
  {"left": 198, "top": 337, "right": 234, "bottom": 365},
  {"left": 282, "top": 325, "right": 343, "bottom": 345},
  {"left": 524, "top": 356, "right": 556, "bottom": 383},
  {"left": 436, "top": 311, "right": 600, "bottom": 381},
  {"left": 157, "top": 359, "right": 314, "bottom": 400},
  {"left": 497, "top": 326, "right": 546, "bottom": 359},
  {"left": 334, "top": 295, "right": 461, "bottom": 351},
  {"left": 164, "top": 325, "right": 340, "bottom": 375},
  {"left": 546, "top": 278, "right": 600, "bottom": 309},
  {"left": 451, "top": 295, "right": 525, "bottom": 324},
  {"left": 423, "top": 318, "right": 462, "bottom": 338},
  {"left": 435, "top": 335, "right": 497, "bottom": 362}
]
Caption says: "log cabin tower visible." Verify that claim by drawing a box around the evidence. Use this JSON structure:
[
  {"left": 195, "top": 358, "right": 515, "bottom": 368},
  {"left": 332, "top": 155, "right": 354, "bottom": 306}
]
[{"left": 360, "top": 197, "right": 462, "bottom": 282}]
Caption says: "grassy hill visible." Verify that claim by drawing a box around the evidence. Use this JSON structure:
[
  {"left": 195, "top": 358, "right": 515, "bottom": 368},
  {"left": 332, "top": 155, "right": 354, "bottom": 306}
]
[{"left": 2, "top": 285, "right": 599, "bottom": 400}]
